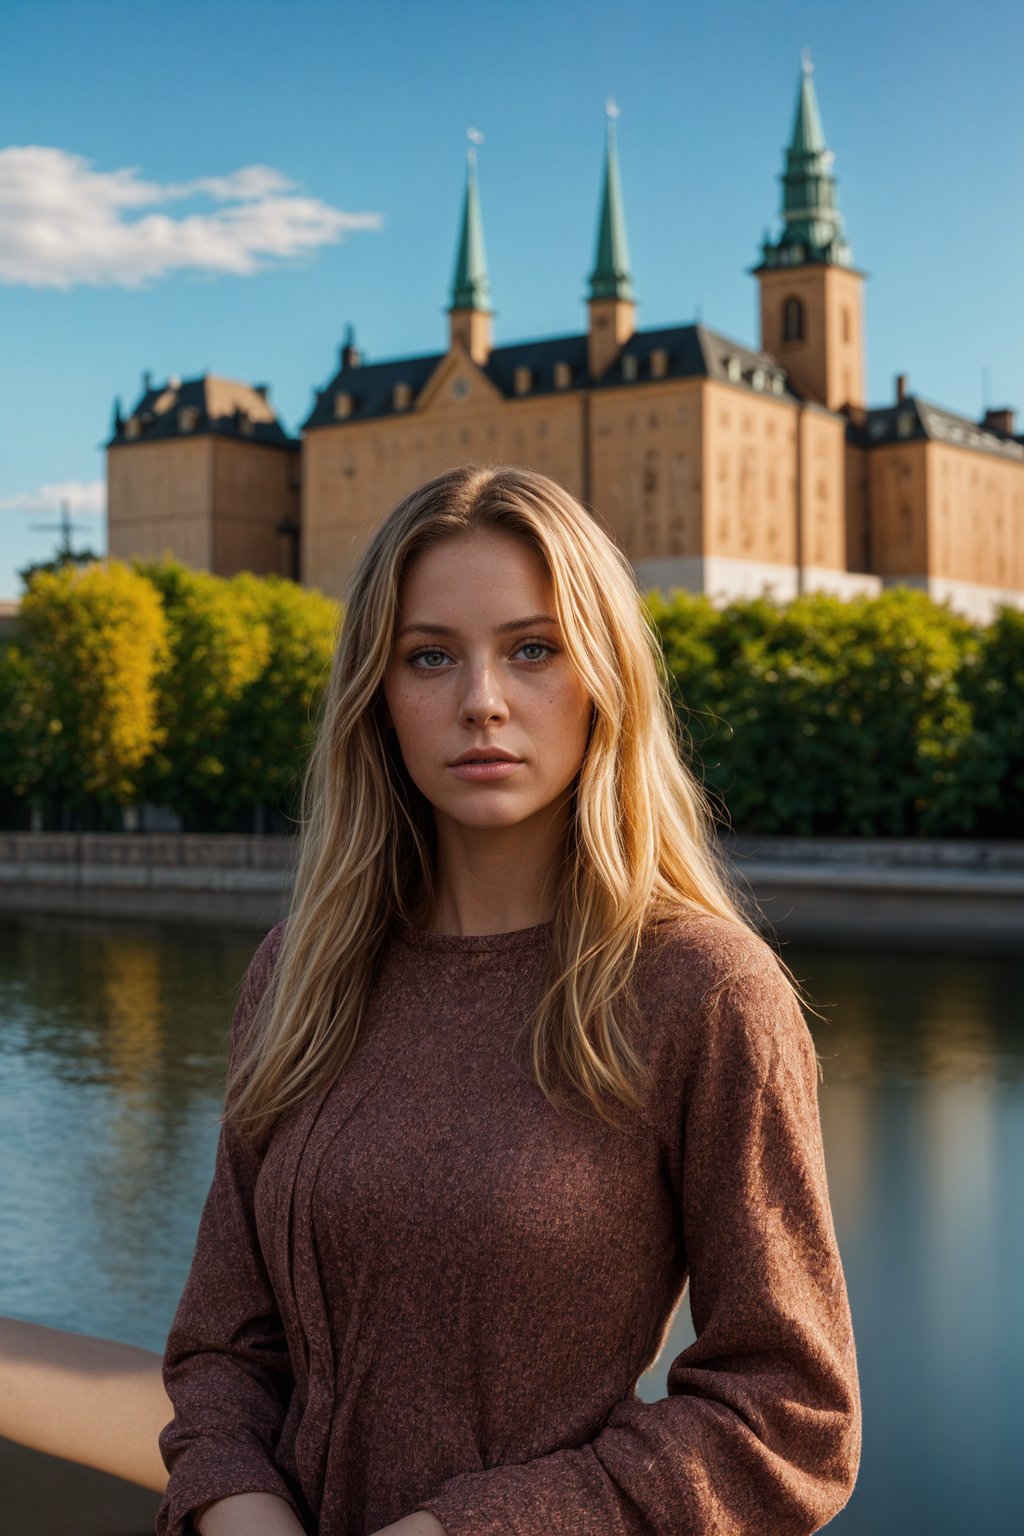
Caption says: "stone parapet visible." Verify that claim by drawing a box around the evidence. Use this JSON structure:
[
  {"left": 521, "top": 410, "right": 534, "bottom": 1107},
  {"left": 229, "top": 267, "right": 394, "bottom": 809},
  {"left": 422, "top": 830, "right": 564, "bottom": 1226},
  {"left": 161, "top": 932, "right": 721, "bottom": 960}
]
[{"left": 0, "top": 832, "right": 1022, "bottom": 948}]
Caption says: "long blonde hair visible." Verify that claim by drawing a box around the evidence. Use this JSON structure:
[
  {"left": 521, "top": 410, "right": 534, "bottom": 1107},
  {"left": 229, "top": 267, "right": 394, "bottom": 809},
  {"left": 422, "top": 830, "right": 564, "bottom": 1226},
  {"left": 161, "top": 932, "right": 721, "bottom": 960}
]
[{"left": 226, "top": 463, "right": 789, "bottom": 1146}]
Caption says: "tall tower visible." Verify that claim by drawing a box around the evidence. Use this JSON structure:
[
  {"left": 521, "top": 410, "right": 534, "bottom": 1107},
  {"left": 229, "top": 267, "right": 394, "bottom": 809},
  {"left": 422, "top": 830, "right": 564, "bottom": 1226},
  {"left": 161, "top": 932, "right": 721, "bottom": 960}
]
[
  {"left": 587, "top": 101, "right": 636, "bottom": 379},
  {"left": 753, "top": 54, "right": 865, "bottom": 412},
  {"left": 448, "top": 131, "right": 493, "bottom": 365}
]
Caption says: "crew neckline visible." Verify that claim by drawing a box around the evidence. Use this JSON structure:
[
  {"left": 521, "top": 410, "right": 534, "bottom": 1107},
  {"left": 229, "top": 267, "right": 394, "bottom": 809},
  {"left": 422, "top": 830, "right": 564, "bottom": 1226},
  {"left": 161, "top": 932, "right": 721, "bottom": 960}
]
[{"left": 392, "top": 914, "right": 554, "bottom": 953}]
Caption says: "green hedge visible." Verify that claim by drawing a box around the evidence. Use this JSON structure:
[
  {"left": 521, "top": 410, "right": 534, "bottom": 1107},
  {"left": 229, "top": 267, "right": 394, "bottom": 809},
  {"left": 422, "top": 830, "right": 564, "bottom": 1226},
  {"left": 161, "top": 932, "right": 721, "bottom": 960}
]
[
  {"left": 646, "top": 586, "right": 1021, "bottom": 837},
  {"left": 1, "top": 561, "right": 1021, "bottom": 836}
]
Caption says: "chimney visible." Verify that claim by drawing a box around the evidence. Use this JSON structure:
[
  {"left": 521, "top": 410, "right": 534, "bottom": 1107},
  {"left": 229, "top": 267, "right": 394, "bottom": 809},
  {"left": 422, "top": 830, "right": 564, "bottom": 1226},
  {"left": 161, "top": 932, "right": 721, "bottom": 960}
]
[
  {"left": 895, "top": 373, "right": 909, "bottom": 402},
  {"left": 142, "top": 369, "right": 153, "bottom": 393},
  {"left": 981, "top": 406, "right": 1016, "bottom": 437}
]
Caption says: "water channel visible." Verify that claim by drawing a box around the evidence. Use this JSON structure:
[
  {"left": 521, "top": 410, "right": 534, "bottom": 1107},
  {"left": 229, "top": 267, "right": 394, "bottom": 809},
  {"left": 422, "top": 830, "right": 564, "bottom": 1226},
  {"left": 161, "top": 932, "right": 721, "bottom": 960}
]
[{"left": 1, "top": 911, "right": 1021, "bottom": 1533}]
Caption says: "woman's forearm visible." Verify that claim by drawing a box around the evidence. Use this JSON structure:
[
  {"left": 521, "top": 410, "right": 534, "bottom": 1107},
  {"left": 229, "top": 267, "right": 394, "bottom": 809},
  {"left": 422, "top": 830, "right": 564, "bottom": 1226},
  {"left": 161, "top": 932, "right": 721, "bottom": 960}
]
[
  {"left": 195, "top": 1491, "right": 308, "bottom": 1536},
  {"left": 0, "top": 1315, "right": 169, "bottom": 1490}
]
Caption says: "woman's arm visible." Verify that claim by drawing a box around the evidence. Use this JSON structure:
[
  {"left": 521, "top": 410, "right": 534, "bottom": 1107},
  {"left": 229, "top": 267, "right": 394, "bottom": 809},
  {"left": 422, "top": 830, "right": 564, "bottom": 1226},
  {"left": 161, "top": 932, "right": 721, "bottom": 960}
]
[
  {"left": 413, "top": 950, "right": 862, "bottom": 1536},
  {"left": 194, "top": 1490, "right": 308, "bottom": 1535},
  {"left": 156, "top": 924, "right": 308, "bottom": 1536},
  {"left": 0, "top": 1317, "right": 170, "bottom": 1490}
]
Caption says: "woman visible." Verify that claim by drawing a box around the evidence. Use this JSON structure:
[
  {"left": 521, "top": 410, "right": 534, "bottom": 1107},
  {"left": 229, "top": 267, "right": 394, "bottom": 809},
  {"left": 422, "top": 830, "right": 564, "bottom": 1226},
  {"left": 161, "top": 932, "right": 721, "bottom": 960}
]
[{"left": 134, "top": 461, "right": 858, "bottom": 1535}]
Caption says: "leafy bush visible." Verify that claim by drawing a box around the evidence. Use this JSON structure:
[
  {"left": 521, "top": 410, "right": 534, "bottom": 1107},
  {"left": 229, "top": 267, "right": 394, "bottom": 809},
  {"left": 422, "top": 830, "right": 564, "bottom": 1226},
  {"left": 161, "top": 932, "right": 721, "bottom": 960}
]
[
  {"left": 645, "top": 586, "right": 1010, "bottom": 837},
  {"left": 6, "top": 561, "right": 168, "bottom": 811}
]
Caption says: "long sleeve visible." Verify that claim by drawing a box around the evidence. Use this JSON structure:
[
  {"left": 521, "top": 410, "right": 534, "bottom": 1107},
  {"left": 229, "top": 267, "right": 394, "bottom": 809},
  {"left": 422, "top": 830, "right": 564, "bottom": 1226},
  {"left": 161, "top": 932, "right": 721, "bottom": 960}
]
[
  {"left": 155, "top": 924, "right": 306, "bottom": 1536},
  {"left": 415, "top": 949, "right": 862, "bottom": 1536}
]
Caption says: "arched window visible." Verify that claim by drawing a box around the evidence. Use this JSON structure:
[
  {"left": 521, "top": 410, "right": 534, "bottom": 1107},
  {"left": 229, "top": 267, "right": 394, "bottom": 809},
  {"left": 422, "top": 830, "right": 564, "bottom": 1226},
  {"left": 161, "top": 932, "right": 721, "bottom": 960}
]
[{"left": 782, "top": 296, "right": 805, "bottom": 343}]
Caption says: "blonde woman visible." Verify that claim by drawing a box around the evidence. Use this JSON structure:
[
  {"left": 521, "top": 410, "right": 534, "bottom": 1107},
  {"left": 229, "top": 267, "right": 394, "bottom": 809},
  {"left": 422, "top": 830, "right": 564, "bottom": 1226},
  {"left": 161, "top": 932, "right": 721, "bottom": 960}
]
[{"left": 2, "top": 463, "right": 861, "bottom": 1536}]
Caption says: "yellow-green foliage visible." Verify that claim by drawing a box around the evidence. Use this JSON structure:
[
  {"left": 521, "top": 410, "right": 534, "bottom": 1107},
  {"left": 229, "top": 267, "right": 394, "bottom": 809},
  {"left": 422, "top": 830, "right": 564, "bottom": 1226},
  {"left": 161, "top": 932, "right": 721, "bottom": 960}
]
[
  {"left": 132, "top": 560, "right": 340, "bottom": 826},
  {"left": 11, "top": 560, "right": 168, "bottom": 805},
  {"left": 645, "top": 586, "right": 1009, "bottom": 837},
  {"left": 199, "top": 571, "right": 339, "bottom": 825},
  {"left": 2, "top": 566, "right": 1021, "bottom": 836},
  {"left": 131, "top": 557, "right": 274, "bottom": 812}
]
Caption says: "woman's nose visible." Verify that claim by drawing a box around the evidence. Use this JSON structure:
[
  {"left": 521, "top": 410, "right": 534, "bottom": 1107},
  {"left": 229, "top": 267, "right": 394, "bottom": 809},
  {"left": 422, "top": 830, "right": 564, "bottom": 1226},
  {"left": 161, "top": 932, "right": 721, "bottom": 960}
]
[{"left": 457, "top": 663, "right": 510, "bottom": 726}]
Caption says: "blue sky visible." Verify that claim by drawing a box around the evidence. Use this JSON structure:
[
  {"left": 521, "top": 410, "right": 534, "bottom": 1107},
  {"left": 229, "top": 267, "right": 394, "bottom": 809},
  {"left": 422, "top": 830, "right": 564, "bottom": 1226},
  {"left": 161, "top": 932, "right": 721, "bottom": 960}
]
[{"left": 2, "top": 0, "right": 1022, "bottom": 600}]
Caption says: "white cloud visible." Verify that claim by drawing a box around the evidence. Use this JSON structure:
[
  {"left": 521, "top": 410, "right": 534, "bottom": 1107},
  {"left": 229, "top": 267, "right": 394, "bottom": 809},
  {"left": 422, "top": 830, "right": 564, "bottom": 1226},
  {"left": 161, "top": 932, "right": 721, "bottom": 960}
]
[
  {"left": 0, "top": 479, "right": 106, "bottom": 516},
  {"left": 0, "top": 147, "right": 383, "bottom": 290}
]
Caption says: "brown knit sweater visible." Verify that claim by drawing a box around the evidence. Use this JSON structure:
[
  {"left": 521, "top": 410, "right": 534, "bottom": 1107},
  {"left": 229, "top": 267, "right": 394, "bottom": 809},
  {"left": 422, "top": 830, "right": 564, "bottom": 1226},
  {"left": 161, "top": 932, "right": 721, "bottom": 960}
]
[{"left": 155, "top": 910, "right": 861, "bottom": 1536}]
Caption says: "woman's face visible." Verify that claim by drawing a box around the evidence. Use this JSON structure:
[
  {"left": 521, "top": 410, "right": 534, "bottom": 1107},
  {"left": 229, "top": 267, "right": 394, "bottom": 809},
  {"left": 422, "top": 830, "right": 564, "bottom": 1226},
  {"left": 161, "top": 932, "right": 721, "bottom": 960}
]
[{"left": 381, "top": 529, "right": 593, "bottom": 837}]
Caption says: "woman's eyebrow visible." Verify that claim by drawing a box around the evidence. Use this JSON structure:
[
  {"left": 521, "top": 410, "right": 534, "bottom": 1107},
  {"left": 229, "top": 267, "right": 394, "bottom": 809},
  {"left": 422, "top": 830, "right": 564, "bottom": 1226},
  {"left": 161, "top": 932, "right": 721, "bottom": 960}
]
[{"left": 396, "top": 614, "right": 559, "bottom": 639}]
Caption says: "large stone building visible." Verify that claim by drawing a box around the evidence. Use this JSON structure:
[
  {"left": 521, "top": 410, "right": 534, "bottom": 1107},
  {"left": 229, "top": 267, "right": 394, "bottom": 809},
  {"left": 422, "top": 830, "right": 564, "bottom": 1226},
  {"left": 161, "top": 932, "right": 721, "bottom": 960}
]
[{"left": 106, "top": 60, "right": 1024, "bottom": 622}]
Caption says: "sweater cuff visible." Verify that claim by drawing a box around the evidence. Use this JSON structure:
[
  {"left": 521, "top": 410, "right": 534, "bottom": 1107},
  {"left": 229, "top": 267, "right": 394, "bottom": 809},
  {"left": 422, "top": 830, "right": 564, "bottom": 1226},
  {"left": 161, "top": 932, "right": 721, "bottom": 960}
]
[
  {"left": 415, "top": 1448, "right": 624, "bottom": 1536},
  {"left": 156, "top": 1440, "right": 307, "bottom": 1536}
]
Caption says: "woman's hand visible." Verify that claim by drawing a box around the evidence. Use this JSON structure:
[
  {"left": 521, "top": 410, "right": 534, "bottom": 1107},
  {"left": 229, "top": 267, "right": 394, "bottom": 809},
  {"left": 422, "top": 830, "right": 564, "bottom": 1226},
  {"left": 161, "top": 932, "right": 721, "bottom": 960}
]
[{"left": 369, "top": 1514, "right": 448, "bottom": 1536}]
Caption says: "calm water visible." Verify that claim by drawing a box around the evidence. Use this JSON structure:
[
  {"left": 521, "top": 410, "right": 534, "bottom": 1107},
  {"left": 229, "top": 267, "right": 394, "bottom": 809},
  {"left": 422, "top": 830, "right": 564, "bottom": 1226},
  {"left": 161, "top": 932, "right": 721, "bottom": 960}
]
[{"left": 1, "top": 912, "right": 1022, "bottom": 1533}]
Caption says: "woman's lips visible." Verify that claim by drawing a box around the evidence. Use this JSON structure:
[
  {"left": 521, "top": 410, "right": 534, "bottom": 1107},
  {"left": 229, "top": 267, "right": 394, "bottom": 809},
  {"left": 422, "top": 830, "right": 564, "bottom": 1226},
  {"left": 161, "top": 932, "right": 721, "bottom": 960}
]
[{"left": 448, "top": 760, "right": 524, "bottom": 780}]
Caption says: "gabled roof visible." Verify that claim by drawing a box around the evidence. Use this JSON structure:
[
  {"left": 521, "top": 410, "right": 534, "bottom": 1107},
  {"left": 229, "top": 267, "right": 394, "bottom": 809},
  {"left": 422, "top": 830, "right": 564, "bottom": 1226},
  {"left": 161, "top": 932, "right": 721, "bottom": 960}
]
[
  {"left": 851, "top": 396, "right": 1024, "bottom": 462},
  {"left": 303, "top": 321, "right": 801, "bottom": 430},
  {"left": 106, "top": 375, "right": 297, "bottom": 449}
]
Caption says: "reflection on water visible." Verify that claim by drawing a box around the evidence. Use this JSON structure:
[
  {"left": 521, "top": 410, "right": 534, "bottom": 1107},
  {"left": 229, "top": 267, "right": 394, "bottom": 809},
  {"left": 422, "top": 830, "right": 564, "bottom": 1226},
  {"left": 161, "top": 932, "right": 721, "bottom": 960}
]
[
  {"left": 1, "top": 914, "right": 1022, "bottom": 1533},
  {"left": 0, "top": 915, "right": 260, "bottom": 1348}
]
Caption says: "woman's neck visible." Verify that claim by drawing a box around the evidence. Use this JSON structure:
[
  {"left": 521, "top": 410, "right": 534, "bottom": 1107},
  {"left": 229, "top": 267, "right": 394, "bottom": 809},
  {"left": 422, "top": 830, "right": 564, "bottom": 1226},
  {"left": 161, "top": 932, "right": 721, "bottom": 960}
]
[{"left": 425, "top": 804, "right": 568, "bottom": 935}]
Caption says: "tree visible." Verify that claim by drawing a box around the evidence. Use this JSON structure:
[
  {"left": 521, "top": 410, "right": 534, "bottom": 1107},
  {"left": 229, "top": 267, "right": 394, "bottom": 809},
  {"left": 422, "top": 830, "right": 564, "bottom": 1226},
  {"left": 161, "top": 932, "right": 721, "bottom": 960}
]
[
  {"left": 132, "top": 558, "right": 273, "bottom": 823},
  {"left": 13, "top": 560, "right": 168, "bottom": 816},
  {"left": 211, "top": 573, "right": 339, "bottom": 829}
]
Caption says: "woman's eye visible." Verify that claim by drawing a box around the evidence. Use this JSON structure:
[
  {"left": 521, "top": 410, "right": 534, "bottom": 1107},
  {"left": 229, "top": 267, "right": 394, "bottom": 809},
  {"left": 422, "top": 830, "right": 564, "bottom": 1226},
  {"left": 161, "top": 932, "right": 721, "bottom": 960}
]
[
  {"left": 405, "top": 638, "right": 552, "bottom": 669},
  {"left": 517, "top": 641, "right": 554, "bottom": 662}
]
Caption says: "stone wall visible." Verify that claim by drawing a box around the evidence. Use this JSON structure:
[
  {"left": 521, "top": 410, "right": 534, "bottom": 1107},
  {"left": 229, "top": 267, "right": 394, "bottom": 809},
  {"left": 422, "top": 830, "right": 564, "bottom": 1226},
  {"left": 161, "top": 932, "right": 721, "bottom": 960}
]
[{"left": 2, "top": 832, "right": 1022, "bottom": 948}]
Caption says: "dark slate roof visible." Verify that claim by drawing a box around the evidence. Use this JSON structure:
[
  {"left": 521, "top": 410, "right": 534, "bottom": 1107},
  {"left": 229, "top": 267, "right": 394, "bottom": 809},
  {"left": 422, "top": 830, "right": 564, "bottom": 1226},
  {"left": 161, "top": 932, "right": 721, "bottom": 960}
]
[
  {"left": 106, "top": 375, "right": 297, "bottom": 450},
  {"left": 302, "top": 322, "right": 802, "bottom": 431},
  {"left": 303, "top": 349, "right": 444, "bottom": 431},
  {"left": 595, "top": 323, "right": 802, "bottom": 404},
  {"left": 850, "top": 396, "right": 1024, "bottom": 462},
  {"left": 482, "top": 331, "right": 590, "bottom": 397}
]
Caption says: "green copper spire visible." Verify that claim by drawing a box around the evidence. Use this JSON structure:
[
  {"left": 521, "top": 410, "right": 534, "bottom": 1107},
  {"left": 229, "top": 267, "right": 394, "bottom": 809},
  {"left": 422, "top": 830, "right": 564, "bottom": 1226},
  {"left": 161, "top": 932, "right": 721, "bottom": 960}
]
[
  {"left": 758, "top": 53, "right": 852, "bottom": 269},
  {"left": 588, "top": 101, "right": 634, "bottom": 302},
  {"left": 449, "top": 131, "right": 493, "bottom": 313},
  {"left": 790, "top": 50, "right": 826, "bottom": 155}
]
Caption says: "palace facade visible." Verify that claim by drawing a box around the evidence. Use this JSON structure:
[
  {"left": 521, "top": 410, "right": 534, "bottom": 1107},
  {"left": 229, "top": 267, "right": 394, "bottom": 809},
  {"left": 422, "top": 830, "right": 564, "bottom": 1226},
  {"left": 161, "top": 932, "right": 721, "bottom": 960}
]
[{"left": 106, "top": 61, "right": 1024, "bottom": 622}]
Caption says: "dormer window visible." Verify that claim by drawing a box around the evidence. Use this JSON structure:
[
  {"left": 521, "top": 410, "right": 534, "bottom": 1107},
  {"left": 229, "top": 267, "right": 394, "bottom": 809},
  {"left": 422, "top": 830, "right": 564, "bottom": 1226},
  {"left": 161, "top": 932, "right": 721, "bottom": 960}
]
[
  {"left": 553, "top": 360, "right": 572, "bottom": 390},
  {"left": 771, "top": 372, "right": 785, "bottom": 395},
  {"left": 897, "top": 411, "right": 915, "bottom": 439},
  {"left": 751, "top": 367, "right": 766, "bottom": 391},
  {"left": 514, "top": 366, "right": 533, "bottom": 396},
  {"left": 392, "top": 382, "right": 413, "bottom": 411},
  {"left": 621, "top": 354, "right": 639, "bottom": 382},
  {"left": 236, "top": 408, "right": 254, "bottom": 437},
  {"left": 725, "top": 355, "right": 742, "bottom": 384},
  {"left": 178, "top": 406, "right": 200, "bottom": 432},
  {"left": 334, "top": 391, "right": 354, "bottom": 419},
  {"left": 650, "top": 348, "right": 669, "bottom": 379},
  {"left": 125, "top": 417, "right": 141, "bottom": 440}
]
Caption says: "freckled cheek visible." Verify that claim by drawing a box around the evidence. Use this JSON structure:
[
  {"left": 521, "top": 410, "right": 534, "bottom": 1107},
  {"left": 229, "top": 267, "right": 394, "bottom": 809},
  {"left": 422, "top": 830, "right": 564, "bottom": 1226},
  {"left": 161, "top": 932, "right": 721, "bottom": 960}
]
[
  {"left": 535, "top": 688, "right": 589, "bottom": 770},
  {"left": 385, "top": 683, "right": 431, "bottom": 754}
]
